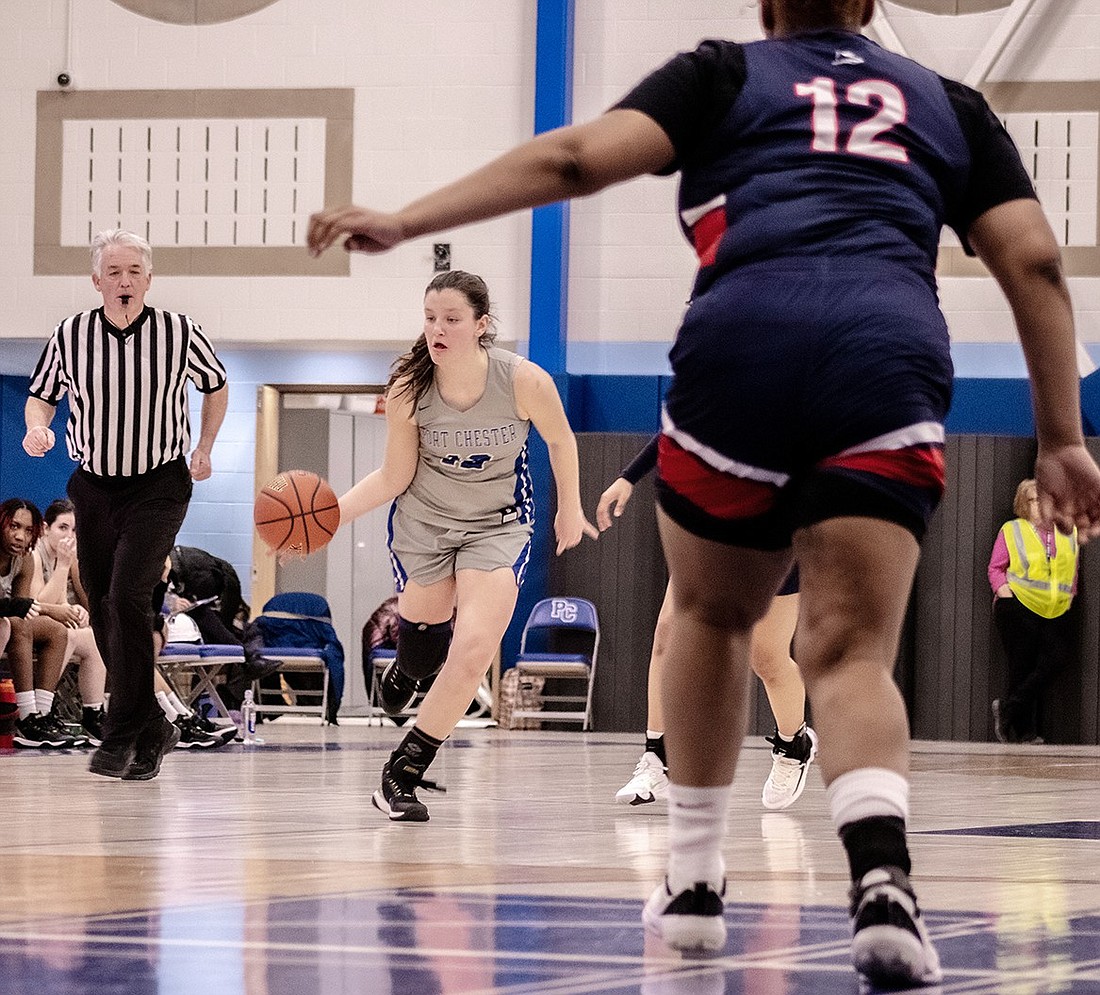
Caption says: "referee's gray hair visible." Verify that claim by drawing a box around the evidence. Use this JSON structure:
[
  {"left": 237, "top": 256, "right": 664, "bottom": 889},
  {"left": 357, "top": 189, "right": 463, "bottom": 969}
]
[{"left": 91, "top": 229, "right": 153, "bottom": 276}]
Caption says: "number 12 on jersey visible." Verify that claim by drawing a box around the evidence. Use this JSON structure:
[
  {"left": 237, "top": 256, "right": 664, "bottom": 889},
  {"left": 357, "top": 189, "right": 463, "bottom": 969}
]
[{"left": 794, "top": 77, "right": 909, "bottom": 163}]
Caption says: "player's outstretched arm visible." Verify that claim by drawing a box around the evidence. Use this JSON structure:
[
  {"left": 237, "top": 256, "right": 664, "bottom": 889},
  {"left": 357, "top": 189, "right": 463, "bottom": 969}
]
[
  {"left": 307, "top": 110, "right": 675, "bottom": 257},
  {"left": 515, "top": 361, "right": 598, "bottom": 554},
  {"left": 337, "top": 385, "right": 420, "bottom": 525},
  {"left": 969, "top": 198, "right": 1100, "bottom": 537}
]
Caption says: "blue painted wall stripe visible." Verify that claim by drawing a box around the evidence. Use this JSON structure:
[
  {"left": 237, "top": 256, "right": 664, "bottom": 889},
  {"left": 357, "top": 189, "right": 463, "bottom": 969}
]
[{"left": 529, "top": 0, "right": 573, "bottom": 376}]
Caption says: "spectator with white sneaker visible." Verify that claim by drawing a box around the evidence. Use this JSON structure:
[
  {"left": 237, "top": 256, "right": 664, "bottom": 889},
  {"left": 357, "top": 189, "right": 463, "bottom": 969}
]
[
  {"left": 29, "top": 498, "right": 108, "bottom": 745},
  {"left": 1, "top": 498, "right": 84, "bottom": 748},
  {"left": 150, "top": 557, "right": 237, "bottom": 749}
]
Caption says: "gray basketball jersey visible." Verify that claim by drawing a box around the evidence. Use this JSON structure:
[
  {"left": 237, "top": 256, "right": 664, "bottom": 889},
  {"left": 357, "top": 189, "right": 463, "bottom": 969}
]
[
  {"left": 0, "top": 553, "right": 24, "bottom": 598},
  {"left": 396, "top": 347, "right": 534, "bottom": 530},
  {"left": 35, "top": 548, "right": 77, "bottom": 605}
]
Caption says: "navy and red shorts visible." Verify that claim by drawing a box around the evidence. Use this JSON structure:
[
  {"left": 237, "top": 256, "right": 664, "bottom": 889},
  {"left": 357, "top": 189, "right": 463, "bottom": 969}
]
[{"left": 657, "top": 261, "right": 952, "bottom": 550}]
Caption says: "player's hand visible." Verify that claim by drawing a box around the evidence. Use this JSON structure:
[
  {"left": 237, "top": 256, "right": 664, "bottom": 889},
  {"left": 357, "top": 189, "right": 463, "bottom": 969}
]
[
  {"left": 1035, "top": 443, "right": 1100, "bottom": 541},
  {"left": 41, "top": 602, "right": 82, "bottom": 628},
  {"left": 307, "top": 205, "right": 405, "bottom": 256},
  {"left": 55, "top": 535, "right": 77, "bottom": 568},
  {"left": 596, "top": 477, "right": 633, "bottom": 532},
  {"left": 25, "top": 600, "right": 41, "bottom": 619},
  {"left": 22, "top": 425, "right": 55, "bottom": 457},
  {"left": 554, "top": 507, "right": 600, "bottom": 555}
]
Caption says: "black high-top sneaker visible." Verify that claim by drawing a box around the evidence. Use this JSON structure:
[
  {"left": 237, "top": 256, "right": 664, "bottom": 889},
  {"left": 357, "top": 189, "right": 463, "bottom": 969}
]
[
  {"left": 850, "top": 865, "right": 942, "bottom": 987},
  {"left": 81, "top": 706, "right": 106, "bottom": 747},
  {"left": 378, "top": 661, "right": 419, "bottom": 716},
  {"left": 371, "top": 747, "right": 444, "bottom": 822},
  {"left": 642, "top": 878, "right": 727, "bottom": 953}
]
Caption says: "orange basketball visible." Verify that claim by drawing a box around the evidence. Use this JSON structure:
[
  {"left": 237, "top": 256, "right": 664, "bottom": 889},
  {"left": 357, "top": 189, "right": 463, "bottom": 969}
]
[{"left": 254, "top": 470, "right": 341, "bottom": 556}]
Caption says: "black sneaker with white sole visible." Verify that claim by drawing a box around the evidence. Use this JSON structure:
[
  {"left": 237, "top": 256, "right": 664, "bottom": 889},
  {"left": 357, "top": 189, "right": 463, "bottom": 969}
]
[
  {"left": 189, "top": 709, "right": 238, "bottom": 745},
  {"left": 850, "top": 865, "right": 942, "bottom": 987},
  {"left": 371, "top": 749, "right": 444, "bottom": 822},
  {"left": 173, "top": 714, "right": 224, "bottom": 749},
  {"left": 47, "top": 706, "right": 87, "bottom": 747},
  {"left": 378, "top": 660, "right": 419, "bottom": 716},
  {"left": 81, "top": 706, "right": 106, "bottom": 747},
  {"left": 14, "top": 712, "right": 73, "bottom": 748},
  {"left": 643, "top": 878, "right": 727, "bottom": 953}
]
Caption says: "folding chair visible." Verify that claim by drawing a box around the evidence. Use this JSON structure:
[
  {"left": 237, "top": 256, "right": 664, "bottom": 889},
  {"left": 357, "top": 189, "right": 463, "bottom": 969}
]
[
  {"left": 159, "top": 643, "right": 243, "bottom": 719},
  {"left": 249, "top": 592, "right": 344, "bottom": 724},
  {"left": 366, "top": 647, "right": 492, "bottom": 722},
  {"left": 511, "top": 597, "right": 599, "bottom": 730}
]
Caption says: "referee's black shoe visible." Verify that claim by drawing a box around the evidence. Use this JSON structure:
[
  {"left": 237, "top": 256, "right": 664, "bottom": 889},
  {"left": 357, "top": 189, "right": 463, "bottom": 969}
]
[
  {"left": 123, "top": 715, "right": 181, "bottom": 780},
  {"left": 378, "top": 660, "right": 418, "bottom": 716}
]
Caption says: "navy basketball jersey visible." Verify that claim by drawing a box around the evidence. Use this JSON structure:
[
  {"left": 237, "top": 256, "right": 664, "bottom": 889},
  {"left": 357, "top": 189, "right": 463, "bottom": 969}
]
[{"left": 615, "top": 31, "right": 1035, "bottom": 296}]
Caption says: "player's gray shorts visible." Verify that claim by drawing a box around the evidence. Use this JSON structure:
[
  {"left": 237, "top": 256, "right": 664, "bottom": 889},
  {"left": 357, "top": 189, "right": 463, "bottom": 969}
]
[{"left": 387, "top": 504, "right": 533, "bottom": 591}]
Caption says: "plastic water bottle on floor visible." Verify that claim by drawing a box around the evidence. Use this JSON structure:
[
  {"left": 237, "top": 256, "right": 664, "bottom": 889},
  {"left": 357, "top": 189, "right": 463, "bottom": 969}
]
[{"left": 241, "top": 689, "right": 263, "bottom": 745}]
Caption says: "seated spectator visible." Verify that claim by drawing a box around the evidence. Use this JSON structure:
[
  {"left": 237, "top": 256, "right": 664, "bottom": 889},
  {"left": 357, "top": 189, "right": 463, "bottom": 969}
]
[
  {"left": 1, "top": 498, "right": 84, "bottom": 748},
  {"left": 362, "top": 595, "right": 400, "bottom": 687},
  {"left": 988, "top": 478, "right": 1078, "bottom": 744},
  {"left": 1, "top": 595, "right": 39, "bottom": 728},
  {"left": 151, "top": 556, "right": 236, "bottom": 748},
  {"left": 168, "top": 545, "right": 248, "bottom": 637},
  {"left": 30, "top": 499, "right": 108, "bottom": 744},
  {"left": 165, "top": 545, "right": 278, "bottom": 710}
]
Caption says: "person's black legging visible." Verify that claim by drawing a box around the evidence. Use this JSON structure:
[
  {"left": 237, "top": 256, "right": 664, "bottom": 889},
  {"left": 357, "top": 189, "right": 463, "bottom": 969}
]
[{"left": 993, "top": 595, "right": 1075, "bottom": 740}]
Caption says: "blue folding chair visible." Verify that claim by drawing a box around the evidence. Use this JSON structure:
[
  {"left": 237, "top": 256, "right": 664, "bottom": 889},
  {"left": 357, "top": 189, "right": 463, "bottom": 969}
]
[
  {"left": 512, "top": 597, "right": 600, "bottom": 730},
  {"left": 159, "top": 642, "right": 243, "bottom": 719},
  {"left": 250, "top": 592, "right": 344, "bottom": 724}
]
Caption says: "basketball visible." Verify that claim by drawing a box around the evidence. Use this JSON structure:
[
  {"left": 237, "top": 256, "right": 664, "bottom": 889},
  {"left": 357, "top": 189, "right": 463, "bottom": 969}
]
[{"left": 254, "top": 470, "right": 341, "bottom": 556}]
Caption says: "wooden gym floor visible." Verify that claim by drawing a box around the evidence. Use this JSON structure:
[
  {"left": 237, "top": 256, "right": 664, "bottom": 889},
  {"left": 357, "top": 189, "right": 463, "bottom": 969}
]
[{"left": 1, "top": 723, "right": 1098, "bottom": 994}]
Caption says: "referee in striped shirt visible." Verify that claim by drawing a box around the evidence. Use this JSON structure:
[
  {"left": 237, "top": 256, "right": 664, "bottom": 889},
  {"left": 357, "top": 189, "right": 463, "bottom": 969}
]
[{"left": 22, "top": 229, "right": 229, "bottom": 780}]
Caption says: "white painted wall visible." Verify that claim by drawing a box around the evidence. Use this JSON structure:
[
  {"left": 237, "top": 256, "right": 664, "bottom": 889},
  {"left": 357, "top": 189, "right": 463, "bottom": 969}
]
[
  {"left": 0, "top": 0, "right": 537, "bottom": 350},
  {"left": 569, "top": 0, "right": 1100, "bottom": 361},
  {"left": 1, "top": 0, "right": 1097, "bottom": 363}
]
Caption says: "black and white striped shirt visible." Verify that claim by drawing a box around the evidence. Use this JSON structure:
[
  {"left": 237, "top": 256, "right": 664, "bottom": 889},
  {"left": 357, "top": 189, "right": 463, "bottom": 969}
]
[{"left": 28, "top": 306, "right": 227, "bottom": 478}]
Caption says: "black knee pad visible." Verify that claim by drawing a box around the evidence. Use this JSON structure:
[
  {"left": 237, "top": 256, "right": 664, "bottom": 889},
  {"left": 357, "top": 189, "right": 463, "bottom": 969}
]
[{"left": 396, "top": 617, "right": 452, "bottom": 680}]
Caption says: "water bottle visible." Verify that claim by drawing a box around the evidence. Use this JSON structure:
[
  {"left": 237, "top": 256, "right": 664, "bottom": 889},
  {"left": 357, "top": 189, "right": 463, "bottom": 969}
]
[{"left": 241, "top": 689, "right": 261, "bottom": 744}]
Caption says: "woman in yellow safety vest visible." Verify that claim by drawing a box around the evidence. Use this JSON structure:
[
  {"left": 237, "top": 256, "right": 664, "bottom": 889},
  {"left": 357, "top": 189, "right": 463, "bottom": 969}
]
[{"left": 987, "top": 478, "right": 1079, "bottom": 744}]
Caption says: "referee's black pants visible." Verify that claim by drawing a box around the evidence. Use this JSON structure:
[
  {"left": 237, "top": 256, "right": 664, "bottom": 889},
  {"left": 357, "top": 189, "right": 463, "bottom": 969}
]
[{"left": 68, "top": 458, "right": 192, "bottom": 749}]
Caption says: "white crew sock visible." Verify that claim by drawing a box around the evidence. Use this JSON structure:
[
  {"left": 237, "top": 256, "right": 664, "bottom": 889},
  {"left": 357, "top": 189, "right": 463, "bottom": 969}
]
[
  {"left": 16, "top": 691, "right": 36, "bottom": 720},
  {"left": 167, "top": 691, "right": 191, "bottom": 717},
  {"left": 155, "top": 691, "right": 180, "bottom": 721},
  {"left": 826, "top": 767, "right": 910, "bottom": 829},
  {"left": 34, "top": 689, "right": 55, "bottom": 716},
  {"left": 666, "top": 783, "right": 732, "bottom": 893}
]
